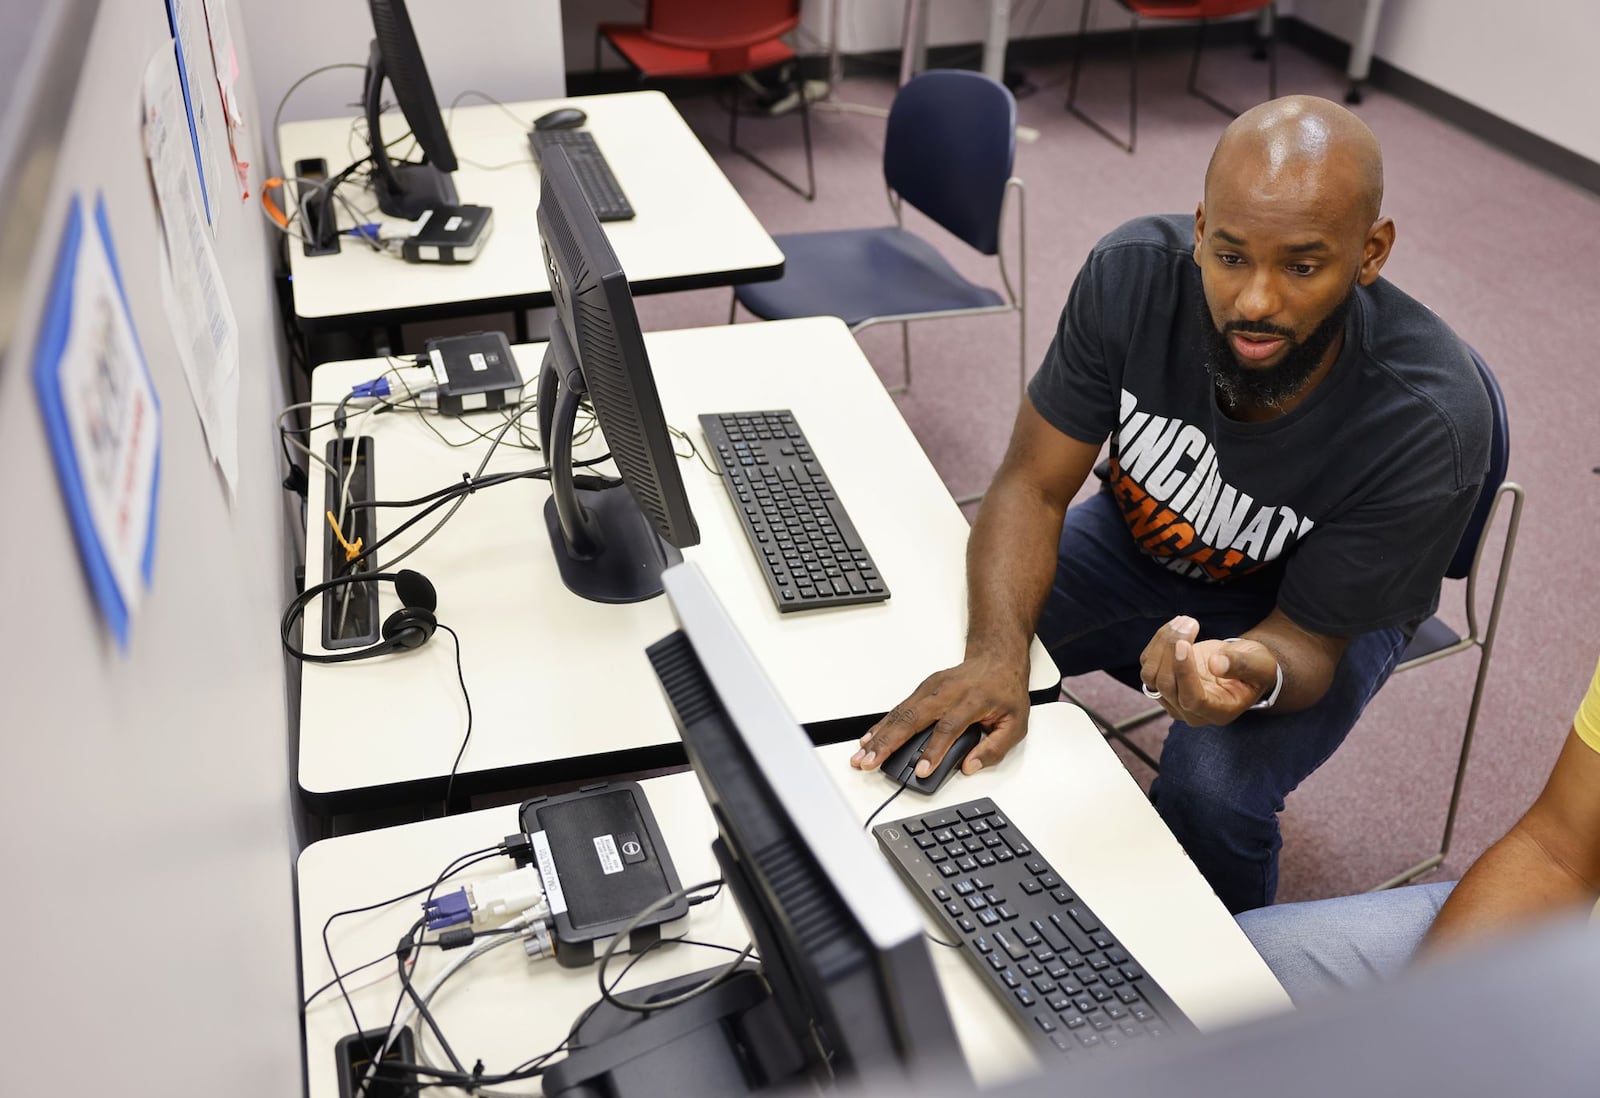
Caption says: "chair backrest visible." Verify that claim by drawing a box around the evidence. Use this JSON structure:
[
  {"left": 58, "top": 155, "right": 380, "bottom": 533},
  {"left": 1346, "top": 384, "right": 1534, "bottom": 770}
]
[
  {"left": 883, "top": 70, "right": 1016, "bottom": 257},
  {"left": 643, "top": 0, "right": 800, "bottom": 52},
  {"left": 1444, "top": 345, "right": 1511, "bottom": 580}
]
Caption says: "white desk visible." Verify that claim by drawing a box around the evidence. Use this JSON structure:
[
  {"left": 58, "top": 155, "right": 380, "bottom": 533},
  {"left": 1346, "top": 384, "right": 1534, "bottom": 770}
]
[
  {"left": 297, "top": 318, "right": 1060, "bottom": 811},
  {"left": 298, "top": 708, "right": 1290, "bottom": 1096},
  {"left": 278, "top": 91, "right": 784, "bottom": 335}
]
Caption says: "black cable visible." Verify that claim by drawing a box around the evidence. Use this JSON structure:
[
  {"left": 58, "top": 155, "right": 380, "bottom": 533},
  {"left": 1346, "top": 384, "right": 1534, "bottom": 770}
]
[
  {"left": 334, "top": 470, "right": 535, "bottom": 576},
  {"left": 858, "top": 773, "right": 958, "bottom": 950},
  {"left": 336, "top": 399, "right": 542, "bottom": 577},
  {"left": 438, "top": 625, "right": 471, "bottom": 816},
  {"left": 862, "top": 767, "right": 915, "bottom": 833},
  {"left": 687, "top": 881, "right": 724, "bottom": 907},
  {"left": 595, "top": 881, "right": 753, "bottom": 1015},
  {"left": 303, "top": 950, "right": 393, "bottom": 1009},
  {"left": 318, "top": 846, "right": 506, "bottom": 1047},
  {"left": 336, "top": 448, "right": 612, "bottom": 577},
  {"left": 395, "top": 920, "right": 468, "bottom": 1078},
  {"left": 344, "top": 467, "right": 548, "bottom": 512},
  {"left": 303, "top": 928, "right": 523, "bottom": 1009},
  {"left": 369, "top": 938, "right": 758, "bottom": 1090}
]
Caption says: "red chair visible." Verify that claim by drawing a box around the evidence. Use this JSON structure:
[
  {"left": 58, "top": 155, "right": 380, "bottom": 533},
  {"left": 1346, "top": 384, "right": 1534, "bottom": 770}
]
[
  {"left": 597, "top": 0, "right": 815, "bottom": 199},
  {"left": 1067, "top": 0, "right": 1277, "bottom": 153}
]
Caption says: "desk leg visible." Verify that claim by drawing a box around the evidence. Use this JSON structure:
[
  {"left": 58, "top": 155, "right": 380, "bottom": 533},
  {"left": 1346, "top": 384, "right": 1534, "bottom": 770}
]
[
  {"left": 983, "top": 0, "right": 1013, "bottom": 82},
  {"left": 1345, "top": 0, "right": 1386, "bottom": 104},
  {"left": 899, "top": 0, "right": 929, "bottom": 86}
]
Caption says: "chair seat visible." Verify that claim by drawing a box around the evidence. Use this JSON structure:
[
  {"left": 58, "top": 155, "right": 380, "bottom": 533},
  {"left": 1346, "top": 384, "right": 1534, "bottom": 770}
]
[
  {"left": 1121, "top": 0, "right": 1271, "bottom": 18},
  {"left": 599, "top": 24, "right": 796, "bottom": 78},
  {"left": 1398, "top": 615, "right": 1463, "bottom": 665},
  {"left": 736, "top": 227, "right": 1005, "bottom": 327}
]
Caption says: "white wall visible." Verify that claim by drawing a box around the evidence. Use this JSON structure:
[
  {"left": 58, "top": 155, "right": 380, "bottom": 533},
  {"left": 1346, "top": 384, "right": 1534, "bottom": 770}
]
[
  {"left": 1290, "top": 0, "right": 1599, "bottom": 164},
  {"left": 0, "top": 2, "right": 302, "bottom": 1094},
  {"left": 242, "top": 0, "right": 566, "bottom": 174}
]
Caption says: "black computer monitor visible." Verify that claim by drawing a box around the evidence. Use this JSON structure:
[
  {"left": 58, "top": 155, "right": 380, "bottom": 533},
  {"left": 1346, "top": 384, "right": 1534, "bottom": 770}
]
[
  {"left": 362, "top": 0, "right": 459, "bottom": 218},
  {"left": 534, "top": 145, "right": 700, "bottom": 604},
  {"left": 551, "top": 561, "right": 963, "bottom": 1095}
]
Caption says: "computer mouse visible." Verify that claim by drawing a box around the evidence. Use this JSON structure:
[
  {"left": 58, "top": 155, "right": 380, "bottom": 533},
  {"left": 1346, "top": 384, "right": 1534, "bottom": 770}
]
[
  {"left": 533, "top": 107, "right": 587, "bottom": 131},
  {"left": 880, "top": 724, "right": 984, "bottom": 795}
]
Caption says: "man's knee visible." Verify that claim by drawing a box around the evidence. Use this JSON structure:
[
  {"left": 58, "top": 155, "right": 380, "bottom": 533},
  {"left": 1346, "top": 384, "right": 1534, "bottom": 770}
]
[{"left": 1154, "top": 726, "right": 1287, "bottom": 825}]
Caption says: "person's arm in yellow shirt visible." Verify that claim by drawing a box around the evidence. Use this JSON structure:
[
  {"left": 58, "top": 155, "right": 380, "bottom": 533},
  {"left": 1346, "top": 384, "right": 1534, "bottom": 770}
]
[{"left": 1423, "top": 662, "right": 1600, "bottom": 952}]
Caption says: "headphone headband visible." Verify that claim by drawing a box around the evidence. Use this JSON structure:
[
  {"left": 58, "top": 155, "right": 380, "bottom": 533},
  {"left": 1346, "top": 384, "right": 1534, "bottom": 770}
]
[{"left": 281, "top": 569, "right": 438, "bottom": 664}]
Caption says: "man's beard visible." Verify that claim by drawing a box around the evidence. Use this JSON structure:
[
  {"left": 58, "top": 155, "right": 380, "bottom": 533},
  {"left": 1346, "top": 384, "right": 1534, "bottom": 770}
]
[{"left": 1200, "top": 287, "right": 1354, "bottom": 410}]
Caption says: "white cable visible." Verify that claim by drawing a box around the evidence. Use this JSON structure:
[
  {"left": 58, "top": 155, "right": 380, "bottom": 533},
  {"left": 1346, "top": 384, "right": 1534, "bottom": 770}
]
[{"left": 283, "top": 433, "right": 337, "bottom": 479}]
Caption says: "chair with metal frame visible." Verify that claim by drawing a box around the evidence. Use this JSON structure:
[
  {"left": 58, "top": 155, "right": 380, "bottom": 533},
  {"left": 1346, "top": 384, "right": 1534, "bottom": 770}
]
[
  {"left": 732, "top": 69, "right": 1025, "bottom": 407},
  {"left": 1066, "top": 346, "right": 1522, "bottom": 891},
  {"left": 596, "top": 0, "right": 815, "bottom": 200},
  {"left": 1067, "top": 0, "right": 1277, "bottom": 153}
]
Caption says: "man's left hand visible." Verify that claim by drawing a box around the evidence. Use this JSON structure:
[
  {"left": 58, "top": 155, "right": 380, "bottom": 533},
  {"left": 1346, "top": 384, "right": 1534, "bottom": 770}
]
[{"left": 1139, "top": 616, "right": 1279, "bottom": 727}]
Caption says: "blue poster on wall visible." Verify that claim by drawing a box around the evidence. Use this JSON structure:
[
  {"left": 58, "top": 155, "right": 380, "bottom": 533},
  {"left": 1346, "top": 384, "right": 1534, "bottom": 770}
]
[
  {"left": 32, "top": 195, "right": 164, "bottom": 649},
  {"left": 164, "top": 0, "right": 213, "bottom": 226}
]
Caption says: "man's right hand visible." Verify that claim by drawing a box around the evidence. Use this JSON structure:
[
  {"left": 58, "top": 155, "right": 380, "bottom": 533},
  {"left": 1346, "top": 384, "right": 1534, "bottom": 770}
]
[{"left": 849, "top": 657, "right": 1032, "bottom": 779}]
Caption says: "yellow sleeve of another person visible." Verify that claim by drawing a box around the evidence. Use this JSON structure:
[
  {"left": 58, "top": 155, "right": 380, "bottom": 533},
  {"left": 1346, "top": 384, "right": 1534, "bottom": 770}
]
[{"left": 1574, "top": 656, "right": 1600, "bottom": 754}]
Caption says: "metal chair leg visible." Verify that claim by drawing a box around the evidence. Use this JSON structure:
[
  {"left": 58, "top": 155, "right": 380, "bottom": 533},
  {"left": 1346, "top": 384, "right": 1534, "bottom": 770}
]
[
  {"left": 727, "top": 66, "right": 817, "bottom": 200},
  {"left": 1187, "top": 3, "right": 1278, "bottom": 118},
  {"left": 901, "top": 322, "right": 912, "bottom": 392},
  {"left": 1062, "top": 685, "right": 1165, "bottom": 772},
  {"left": 1066, "top": 0, "right": 1137, "bottom": 153}
]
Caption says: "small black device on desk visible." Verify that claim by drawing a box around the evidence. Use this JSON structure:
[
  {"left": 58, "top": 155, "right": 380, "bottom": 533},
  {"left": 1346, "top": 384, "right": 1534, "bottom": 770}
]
[
  {"left": 423, "top": 330, "right": 521, "bottom": 415},
  {"left": 699, "top": 409, "right": 889, "bottom": 613},
  {"left": 519, "top": 783, "right": 688, "bottom": 968},
  {"left": 874, "top": 796, "right": 1191, "bottom": 1061},
  {"left": 529, "top": 127, "right": 636, "bottom": 222},
  {"left": 396, "top": 204, "right": 493, "bottom": 264}
]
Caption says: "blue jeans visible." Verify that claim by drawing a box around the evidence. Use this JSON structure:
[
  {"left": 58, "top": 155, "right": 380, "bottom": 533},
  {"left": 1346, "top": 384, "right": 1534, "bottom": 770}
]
[
  {"left": 1235, "top": 881, "right": 1456, "bottom": 1002},
  {"left": 1036, "top": 491, "right": 1408, "bottom": 914}
]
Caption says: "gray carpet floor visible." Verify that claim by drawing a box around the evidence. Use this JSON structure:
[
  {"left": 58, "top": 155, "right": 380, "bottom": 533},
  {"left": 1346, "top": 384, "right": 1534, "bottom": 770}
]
[{"left": 628, "top": 37, "right": 1600, "bottom": 904}]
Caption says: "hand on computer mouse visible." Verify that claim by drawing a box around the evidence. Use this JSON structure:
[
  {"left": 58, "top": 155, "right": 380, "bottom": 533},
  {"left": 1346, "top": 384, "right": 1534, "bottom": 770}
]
[{"left": 850, "top": 656, "right": 1031, "bottom": 778}]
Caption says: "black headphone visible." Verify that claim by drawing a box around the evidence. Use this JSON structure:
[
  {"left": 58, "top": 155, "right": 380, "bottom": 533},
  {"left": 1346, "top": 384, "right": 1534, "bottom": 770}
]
[{"left": 281, "top": 569, "right": 439, "bottom": 663}]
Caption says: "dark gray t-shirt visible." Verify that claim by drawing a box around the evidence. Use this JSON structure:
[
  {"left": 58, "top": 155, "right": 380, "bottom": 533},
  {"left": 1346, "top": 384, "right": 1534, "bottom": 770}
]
[{"left": 1027, "top": 214, "right": 1491, "bottom": 638}]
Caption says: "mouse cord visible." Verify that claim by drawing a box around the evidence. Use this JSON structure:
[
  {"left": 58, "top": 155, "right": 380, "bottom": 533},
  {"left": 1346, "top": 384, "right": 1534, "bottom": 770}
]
[
  {"left": 861, "top": 767, "right": 915, "bottom": 834},
  {"left": 860, "top": 769, "right": 962, "bottom": 951}
]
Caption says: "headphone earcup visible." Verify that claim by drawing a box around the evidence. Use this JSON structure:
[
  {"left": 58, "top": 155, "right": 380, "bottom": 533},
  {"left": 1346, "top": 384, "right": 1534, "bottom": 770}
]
[
  {"left": 394, "top": 569, "right": 438, "bottom": 613},
  {"left": 381, "top": 606, "right": 437, "bottom": 651}
]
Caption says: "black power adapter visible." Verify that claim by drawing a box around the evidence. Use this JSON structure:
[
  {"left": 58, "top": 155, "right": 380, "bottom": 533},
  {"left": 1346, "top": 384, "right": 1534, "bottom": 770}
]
[{"left": 424, "top": 331, "right": 522, "bottom": 416}]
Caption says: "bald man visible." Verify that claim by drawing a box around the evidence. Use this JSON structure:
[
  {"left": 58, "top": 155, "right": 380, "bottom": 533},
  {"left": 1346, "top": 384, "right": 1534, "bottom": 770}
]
[{"left": 851, "top": 96, "right": 1492, "bottom": 914}]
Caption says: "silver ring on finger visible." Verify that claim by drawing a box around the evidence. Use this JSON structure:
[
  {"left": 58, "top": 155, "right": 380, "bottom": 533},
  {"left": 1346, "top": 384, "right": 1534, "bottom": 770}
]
[{"left": 1141, "top": 682, "right": 1163, "bottom": 700}]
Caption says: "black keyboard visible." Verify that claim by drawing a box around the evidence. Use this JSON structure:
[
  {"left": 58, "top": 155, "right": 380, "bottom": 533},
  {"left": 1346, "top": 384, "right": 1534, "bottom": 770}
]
[
  {"left": 699, "top": 410, "right": 890, "bottom": 613},
  {"left": 874, "top": 797, "right": 1189, "bottom": 1061},
  {"left": 528, "top": 129, "right": 635, "bottom": 222}
]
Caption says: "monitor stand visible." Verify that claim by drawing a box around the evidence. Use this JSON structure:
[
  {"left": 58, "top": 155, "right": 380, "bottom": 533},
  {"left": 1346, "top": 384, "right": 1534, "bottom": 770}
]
[
  {"left": 541, "top": 965, "right": 809, "bottom": 1098},
  {"left": 537, "top": 330, "right": 680, "bottom": 603}
]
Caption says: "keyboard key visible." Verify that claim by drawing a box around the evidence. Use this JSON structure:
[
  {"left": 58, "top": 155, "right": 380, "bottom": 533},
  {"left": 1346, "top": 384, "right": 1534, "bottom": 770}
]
[{"left": 1066, "top": 907, "right": 1101, "bottom": 934}]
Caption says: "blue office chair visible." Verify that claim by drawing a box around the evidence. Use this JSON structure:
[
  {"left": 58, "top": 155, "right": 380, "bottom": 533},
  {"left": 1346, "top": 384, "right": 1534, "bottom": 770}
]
[
  {"left": 733, "top": 69, "right": 1026, "bottom": 403},
  {"left": 1066, "top": 347, "right": 1523, "bottom": 890}
]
